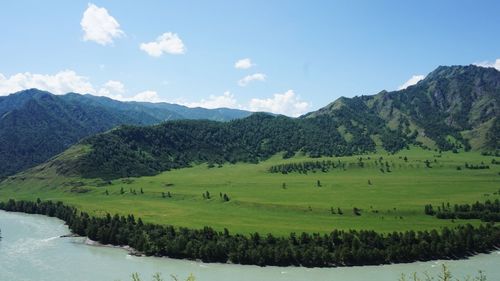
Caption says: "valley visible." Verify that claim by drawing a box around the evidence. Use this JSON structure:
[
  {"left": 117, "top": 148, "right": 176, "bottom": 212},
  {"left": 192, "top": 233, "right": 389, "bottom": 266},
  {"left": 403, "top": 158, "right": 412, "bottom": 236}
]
[
  {"left": 1, "top": 1, "right": 500, "bottom": 279},
  {"left": 1, "top": 147, "right": 498, "bottom": 236}
]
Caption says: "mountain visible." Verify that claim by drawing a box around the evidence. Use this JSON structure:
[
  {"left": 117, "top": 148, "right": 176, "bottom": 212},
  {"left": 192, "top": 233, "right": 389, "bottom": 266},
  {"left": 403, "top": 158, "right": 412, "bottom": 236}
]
[
  {"left": 4, "top": 65, "right": 499, "bottom": 181},
  {"left": 305, "top": 65, "right": 500, "bottom": 151},
  {"left": 0, "top": 89, "right": 253, "bottom": 178}
]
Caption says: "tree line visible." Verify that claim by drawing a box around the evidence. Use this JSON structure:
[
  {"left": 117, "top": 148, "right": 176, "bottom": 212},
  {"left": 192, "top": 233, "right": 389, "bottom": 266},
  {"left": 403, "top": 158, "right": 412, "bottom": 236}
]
[
  {"left": 269, "top": 160, "right": 348, "bottom": 174},
  {"left": 463, "top": 162, "right": 490, "bottom": 170},
  {"left": 1, "top": 199, "right": 499, "bottom": 268},
  {"left": 424, "top": 199, "right": 500, "bottom": 222}
]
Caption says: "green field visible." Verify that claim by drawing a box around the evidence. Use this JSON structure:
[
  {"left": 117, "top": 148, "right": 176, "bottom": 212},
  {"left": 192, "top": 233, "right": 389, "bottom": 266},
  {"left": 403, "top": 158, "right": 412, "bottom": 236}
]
[{"left": 1, "top": 147, "right": 499, "bottom": 236}]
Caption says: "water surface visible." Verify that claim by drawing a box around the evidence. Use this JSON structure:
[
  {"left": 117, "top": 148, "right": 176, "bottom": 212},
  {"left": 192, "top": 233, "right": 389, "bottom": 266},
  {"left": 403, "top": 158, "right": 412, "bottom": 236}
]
[{"left": 1, "top": 210, "right": 499, "bottom": 281}]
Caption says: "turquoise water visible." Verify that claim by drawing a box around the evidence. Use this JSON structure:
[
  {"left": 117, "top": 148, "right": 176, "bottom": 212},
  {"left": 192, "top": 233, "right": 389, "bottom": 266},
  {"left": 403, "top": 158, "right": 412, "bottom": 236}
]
[{"left": 1, "top": 210, "right": 499, "bottom": 281}]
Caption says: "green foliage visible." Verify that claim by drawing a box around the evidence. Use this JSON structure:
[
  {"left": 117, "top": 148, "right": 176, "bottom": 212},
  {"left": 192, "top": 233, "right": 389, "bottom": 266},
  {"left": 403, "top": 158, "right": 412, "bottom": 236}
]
[
  {"left": 425, "top": 199, "right": 500, "bottom": 222},
  {"left": 309, "top": 65, "right": 500, "bottom": 152},
  {"left": 75, "top": 114, "right": 377, "bottom": 179},
  {"left": 0, "top": 89, "right": 252, "bottom": 179}
]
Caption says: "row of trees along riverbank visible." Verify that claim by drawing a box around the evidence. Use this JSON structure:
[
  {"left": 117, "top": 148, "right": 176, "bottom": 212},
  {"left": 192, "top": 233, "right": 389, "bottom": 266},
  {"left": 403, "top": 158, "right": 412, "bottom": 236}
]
[{"left": 0, "top": 199, "right": 499, "bottom": 267}]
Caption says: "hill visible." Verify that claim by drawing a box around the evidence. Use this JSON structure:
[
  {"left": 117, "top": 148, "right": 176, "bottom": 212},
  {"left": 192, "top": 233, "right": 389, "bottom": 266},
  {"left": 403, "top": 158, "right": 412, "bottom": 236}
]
[
  {"left": 305, "top": 65, "right": 500, "bottom": 151},
  {"left": 22, "top": 65, "right": 499, "bottom": 180},
  {"left": 0, "top": 89, "right": 252, "bottom": 178}
]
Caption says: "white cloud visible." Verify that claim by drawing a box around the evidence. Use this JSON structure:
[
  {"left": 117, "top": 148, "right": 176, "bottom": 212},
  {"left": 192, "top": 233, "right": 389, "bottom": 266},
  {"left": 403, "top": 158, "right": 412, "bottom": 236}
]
[
  {"left": 103, "top": 80, "right": 125, "bottom": 94},
  {"left": 140, "top": 32, "right": 186, "bottom": 57},
  {"left": 96, "top": 82, "right": 162, "bottom": 103},
  {"left": 0, "top": 70, "right": 95, "bottom": 95},
  {"left": 474, "top": 59, "right": 500, "bottom": 71},
  {"left": 0, "top": 69, "right": 169, "bottom": 103},
  {"left": 234, "top": 58, "right": 254, "bottom": 69},
  {"left": 132, "top": 90, "right": 163, "bottom": 102},
  {"left": 178, "top": 91, "right": 239, "bottom": 109},
  {"left": 238, "top": 73, "right": 266, "bottom": 87},
  {"left": 172, "top": 90, "right": 310, "bottom": 116},
  {"left": 81, "top": 3, "right": 124, "bottom": 46},
  {"left": 0, "top": 69, "right": 310, "bottom": 116},
  {"left": 248, "top": 90, "right": 309, "bottom": 117},
  {"left": 398, "top": 74, "right": 425, "bottom": 90},
  {"left": 96, "top": 80, "right": 126, "bottom": 99}
]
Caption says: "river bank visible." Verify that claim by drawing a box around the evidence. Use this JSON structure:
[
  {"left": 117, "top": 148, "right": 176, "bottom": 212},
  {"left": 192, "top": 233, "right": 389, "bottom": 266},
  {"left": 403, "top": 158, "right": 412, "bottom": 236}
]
[
  {"left": 2, "top": 199, "right": 499, "bottom": 268},
  {"left": 1, "top": 210, "right": 500, "bottom": 281}
]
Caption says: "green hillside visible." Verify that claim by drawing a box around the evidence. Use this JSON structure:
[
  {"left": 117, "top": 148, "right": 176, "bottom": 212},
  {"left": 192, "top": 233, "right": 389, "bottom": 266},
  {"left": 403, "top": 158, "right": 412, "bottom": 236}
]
[
  {"left": 306, "top": 65, "right": 500, "bottom": 151},
  {"left": 0, "top": 89, "right": 252, "bottom": 179}
]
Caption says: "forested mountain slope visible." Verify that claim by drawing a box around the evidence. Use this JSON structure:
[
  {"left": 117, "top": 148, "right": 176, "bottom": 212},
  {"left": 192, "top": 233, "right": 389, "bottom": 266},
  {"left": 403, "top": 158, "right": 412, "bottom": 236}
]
[
  {"left": 0, "top": 89, "right": 252, "bottom": 178},
  {"left": 5, "top": 65, "right": 499, "bottom": 181},
  {"left": 305, "top": 65, "right": 499, "bottom": 151}
]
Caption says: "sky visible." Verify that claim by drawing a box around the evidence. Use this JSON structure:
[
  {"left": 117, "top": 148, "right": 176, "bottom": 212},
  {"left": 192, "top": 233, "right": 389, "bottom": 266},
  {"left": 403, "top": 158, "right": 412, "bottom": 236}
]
[{"left": 0, "top": 1, "right": 499, "bottom": 116}]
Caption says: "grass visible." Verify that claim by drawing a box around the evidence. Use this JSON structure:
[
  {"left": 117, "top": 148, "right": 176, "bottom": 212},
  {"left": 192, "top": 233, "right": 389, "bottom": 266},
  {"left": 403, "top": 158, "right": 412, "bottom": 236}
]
[{"left": 0, "top": 146, "right": 499, "bottom": 236}]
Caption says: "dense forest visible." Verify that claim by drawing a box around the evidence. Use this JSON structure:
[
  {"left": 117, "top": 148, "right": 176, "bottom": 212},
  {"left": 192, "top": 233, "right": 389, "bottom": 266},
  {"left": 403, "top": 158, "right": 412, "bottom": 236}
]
[
  {"left": 1, "top": 199, "right": 498, "bottom": 267},
  {"left": 74, "top": 114, "right": 379, "bottom": 179},
  {"left": 0, "top": 89, "right": 251, "bottom": 179},
  {"left": 425, "top": 199, "right": 500, "bottom": 222}
]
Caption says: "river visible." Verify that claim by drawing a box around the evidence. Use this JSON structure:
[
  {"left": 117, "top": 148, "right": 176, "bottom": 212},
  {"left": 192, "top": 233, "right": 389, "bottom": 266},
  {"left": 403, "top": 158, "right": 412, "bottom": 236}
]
[{"left": 1, "top": 210, "right": 499, "bottom": 281}]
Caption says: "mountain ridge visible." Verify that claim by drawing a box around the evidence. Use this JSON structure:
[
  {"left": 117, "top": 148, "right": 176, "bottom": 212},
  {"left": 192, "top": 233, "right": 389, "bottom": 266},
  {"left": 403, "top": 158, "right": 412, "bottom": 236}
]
[
  {"left": 3, "top": 64, "right": 499, "bottom": 181},
  {"left": 0, "top": 89, "right": 253, "bottom": 178},
  {"left": 305, "top": 64, "right": 499, "bottom": 151}
]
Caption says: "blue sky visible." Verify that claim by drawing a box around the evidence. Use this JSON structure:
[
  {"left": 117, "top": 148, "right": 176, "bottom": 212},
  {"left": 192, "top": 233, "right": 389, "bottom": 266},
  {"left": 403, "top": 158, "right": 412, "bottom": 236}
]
[{"left": 0, "top": 1, "right": 499, "bottom": 116}]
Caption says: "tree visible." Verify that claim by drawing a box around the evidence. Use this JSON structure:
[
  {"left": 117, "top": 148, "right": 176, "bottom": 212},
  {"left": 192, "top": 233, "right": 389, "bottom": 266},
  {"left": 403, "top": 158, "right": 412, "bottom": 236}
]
[
  {"left": 316, "top": 180, "right": 321, "bottom": 187},
  {"left": 140, "top": 188, "right": 144, "bottom": 194},
  {"left": 120, "top": 187, "right": 125, "bottom": 195},
  {"left": 105, "top": 189, "right": 109, "bottom": 195}
]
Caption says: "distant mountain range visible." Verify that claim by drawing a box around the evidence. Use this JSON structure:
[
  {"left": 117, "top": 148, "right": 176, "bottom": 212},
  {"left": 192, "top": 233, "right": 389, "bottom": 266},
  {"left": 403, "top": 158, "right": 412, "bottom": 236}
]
[
  {"left": 9, "top": 64, "right": 497, "bottom": 180},
  {"left": 0, "top": 89, "right": 252, "bottom": 178}
]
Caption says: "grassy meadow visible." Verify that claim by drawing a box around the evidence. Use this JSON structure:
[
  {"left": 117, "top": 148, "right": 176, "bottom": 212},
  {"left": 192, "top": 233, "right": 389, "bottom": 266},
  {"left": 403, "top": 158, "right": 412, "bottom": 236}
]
[{"left": 0, "top": 147, "right": 499, "bottom": 236}]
